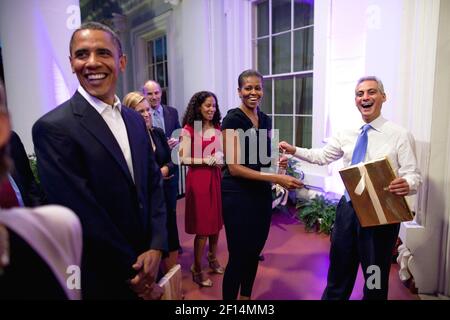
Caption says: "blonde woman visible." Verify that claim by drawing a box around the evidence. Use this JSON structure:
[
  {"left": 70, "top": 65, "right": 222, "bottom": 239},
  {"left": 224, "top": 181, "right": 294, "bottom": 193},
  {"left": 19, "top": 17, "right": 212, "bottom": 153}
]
[{"left": 123, "top": 91, "right": 180, "bottom": 274}]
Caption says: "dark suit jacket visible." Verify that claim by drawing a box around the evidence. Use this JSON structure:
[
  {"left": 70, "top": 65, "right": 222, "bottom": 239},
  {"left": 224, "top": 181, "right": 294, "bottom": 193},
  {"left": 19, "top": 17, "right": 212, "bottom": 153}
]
[
  {"left": 8, "top": 131, "right": 47, "bottom": 207},
  {"left": 32, "top": 91, "right": 167, "bottom": 299},
  {"left": 161, "top": 105, "right": 181, "bottom": 139},
  {"left": 150, "top": 127, "right": 176, "bottom": 177}
]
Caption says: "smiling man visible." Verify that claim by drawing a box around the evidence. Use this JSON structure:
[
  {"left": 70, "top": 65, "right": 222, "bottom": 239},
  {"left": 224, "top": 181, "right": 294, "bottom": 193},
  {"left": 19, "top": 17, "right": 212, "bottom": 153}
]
[
  {"left": 32, "top": 22, "right": 167, "bottom": 299},
  {"left": 279, "top": 76, "right": 422, "bottom": 300},
  {"left": 142, "top": 80, "right": 181, "bottom": 149}
]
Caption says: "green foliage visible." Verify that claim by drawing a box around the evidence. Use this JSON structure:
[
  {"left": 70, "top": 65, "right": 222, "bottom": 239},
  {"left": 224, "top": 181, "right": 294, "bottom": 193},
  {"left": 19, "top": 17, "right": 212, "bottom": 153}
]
[
  {"left": 296, "top": 194, "right": 337, "bottom": 235},
  {"left": 28, "top": 154, "right": 40, "bottom": 184},
  {"left": 286, "top": 158, "right": 301, "bottom": 180}
]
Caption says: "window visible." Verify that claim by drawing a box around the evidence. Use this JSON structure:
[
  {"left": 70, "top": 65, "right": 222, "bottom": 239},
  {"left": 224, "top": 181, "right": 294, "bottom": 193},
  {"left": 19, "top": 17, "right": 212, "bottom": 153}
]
[
  {"left": 253, "top": 0, "right": 314, "bottom": 148},
  {"left": 146, "top": 35, "right": 169, "bottom": 104}
]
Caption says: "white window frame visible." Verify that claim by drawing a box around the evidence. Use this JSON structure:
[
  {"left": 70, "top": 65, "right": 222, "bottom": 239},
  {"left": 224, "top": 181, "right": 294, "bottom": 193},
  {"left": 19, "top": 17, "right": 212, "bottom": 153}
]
[
  {"left": 252, "top": 0, "right": 315, "bottom": 147},
  {"left": 130, "top": 11, "right": 170, "bottom": 94}
]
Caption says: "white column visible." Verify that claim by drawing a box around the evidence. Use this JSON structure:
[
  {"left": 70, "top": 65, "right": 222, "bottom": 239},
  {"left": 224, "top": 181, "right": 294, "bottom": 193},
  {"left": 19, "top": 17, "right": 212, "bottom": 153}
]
[
  {"left": 399, "top": 0, "right": 450, "bottom": 296},
  {"left": 0, "top": 0, "right": 80, "bottom": 153},
  {"left": 222, "top": 0, "right": 253, "bottom": 111},
  {"left": 168, "top": 0, "right": 252, "bottom": 115}
]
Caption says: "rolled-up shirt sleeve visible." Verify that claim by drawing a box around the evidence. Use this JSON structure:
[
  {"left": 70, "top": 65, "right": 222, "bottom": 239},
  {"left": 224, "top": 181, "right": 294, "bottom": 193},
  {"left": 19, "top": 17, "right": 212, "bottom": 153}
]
[
  {"left": 294, "top": 134, "right": 345, "bottom": 165},
  {"left": 397, "top": 131, "right": 422, "bottom": 195}
]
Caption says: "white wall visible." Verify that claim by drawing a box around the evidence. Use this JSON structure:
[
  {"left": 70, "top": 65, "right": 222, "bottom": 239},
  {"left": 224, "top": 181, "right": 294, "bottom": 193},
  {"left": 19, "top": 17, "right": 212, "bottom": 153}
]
[
  {"left": 167, "top": 0, "right": 252, "bottom": 118},
  {"left": 0, "top": 0, "right": 80, "bottom": 153},
  {"left": 400, "top": 0, "right": 449, "bottom": 296}
]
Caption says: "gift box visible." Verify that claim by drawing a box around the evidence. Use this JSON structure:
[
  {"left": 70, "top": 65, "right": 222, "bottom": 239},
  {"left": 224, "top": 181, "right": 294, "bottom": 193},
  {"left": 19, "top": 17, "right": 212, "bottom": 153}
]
[
  {"left": 339, "top": 156, "right": 413, "bottom": 227},
  {"left": 158, "top": 264, "right": 183, "bottom": 300}
]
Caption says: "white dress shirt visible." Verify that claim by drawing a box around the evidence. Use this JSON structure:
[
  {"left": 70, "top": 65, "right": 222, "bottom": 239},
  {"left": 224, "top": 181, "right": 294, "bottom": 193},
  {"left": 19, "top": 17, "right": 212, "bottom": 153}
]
[
  {"left": 77, "top": 86, "right": 134, "bottom": 182},
  {"left": 293, "top": 115, "right": 422, "bottom": 194}
]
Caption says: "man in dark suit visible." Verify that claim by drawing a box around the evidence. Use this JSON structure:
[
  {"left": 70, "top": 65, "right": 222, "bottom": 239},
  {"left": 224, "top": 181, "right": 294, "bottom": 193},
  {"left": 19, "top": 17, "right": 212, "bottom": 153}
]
[
  {"left": 142, "top": 80, "right": 181, "bottom": 147},
  {"left": 32, "top": 22, "right": 167, "bottom": 299}
]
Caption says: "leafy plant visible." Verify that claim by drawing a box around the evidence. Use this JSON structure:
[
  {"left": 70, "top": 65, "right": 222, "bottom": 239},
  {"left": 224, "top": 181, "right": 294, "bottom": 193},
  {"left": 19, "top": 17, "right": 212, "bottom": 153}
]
[
  {"left": 296, "top": 194, "right": 337, "bottom": 235},
  {"left": 286, "top": 157, "right": 303, "bottom": 180},
  {"left": 28, "top": 153, "right": 40, "bottom": 184},
  {"left": 272, "top": 157, "right": 304, "bottom": 210}
]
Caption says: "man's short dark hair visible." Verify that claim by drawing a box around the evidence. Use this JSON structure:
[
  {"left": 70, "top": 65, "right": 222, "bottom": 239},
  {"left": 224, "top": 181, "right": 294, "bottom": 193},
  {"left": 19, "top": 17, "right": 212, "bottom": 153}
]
[{"left": 69, "top": 21, "right": 123, "bottom": 56}]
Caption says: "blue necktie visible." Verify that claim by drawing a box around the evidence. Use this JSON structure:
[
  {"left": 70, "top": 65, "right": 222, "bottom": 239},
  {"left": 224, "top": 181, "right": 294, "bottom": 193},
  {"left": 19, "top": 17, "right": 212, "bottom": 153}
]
[
  {"left": 345, "top": 124, "right": 372, "bottom": 201},
  {"left": 152, "top": 108, "right": 165, "bottom": 132}
]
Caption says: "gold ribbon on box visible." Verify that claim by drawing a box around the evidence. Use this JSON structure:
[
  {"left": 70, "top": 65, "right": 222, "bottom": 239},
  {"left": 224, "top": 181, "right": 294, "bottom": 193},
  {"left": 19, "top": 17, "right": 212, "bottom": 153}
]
[{"left": 354, "top": 163, "right": 388, "bottom": 224}]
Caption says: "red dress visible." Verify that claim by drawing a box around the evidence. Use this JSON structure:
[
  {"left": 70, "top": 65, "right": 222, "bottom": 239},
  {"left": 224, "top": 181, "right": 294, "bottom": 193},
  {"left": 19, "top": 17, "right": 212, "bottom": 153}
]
[{"left": 182, "top": 124, "right": 223, "bottom": 235}]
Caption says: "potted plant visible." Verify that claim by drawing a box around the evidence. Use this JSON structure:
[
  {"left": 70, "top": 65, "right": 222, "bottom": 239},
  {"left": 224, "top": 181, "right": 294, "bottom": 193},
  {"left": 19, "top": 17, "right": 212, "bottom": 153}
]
[{"left": 296, "top": 194, "right": 337, "bottom": 235}]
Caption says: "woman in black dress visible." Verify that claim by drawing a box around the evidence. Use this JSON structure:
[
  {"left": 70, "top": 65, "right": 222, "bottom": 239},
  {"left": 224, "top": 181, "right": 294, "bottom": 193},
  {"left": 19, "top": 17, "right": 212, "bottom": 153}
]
[
  {"left": 123, "top": 91, "right": 180, "bottom": 273},
  {"left": 221, "top": 70, "right": 303, "bottom": 300}
]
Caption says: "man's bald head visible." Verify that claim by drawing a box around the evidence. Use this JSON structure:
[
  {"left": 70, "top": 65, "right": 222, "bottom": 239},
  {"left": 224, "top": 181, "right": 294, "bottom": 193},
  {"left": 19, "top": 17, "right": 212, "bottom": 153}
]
[{"left": 143, "top": 80, "right": 162, "bottom": 109}]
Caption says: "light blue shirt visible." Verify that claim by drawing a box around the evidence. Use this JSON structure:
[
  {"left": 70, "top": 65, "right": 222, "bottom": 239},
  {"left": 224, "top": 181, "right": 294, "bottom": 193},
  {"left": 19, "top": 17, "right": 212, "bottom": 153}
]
[{"left": 150, "top": 105, "right": 166, "bottom": 133}]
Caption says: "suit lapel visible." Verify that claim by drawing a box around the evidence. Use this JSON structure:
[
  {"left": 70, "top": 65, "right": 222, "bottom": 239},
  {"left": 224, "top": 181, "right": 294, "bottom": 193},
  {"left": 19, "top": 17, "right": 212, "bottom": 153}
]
[
  {"left": 71, "top": 92, "right": 134, "bottom": 184},
  {"left": 162, "top": 105, "right": 170, "bottom": 138},
  {"left": 121, "top": 108, "right": 143, "bottom": 192}
]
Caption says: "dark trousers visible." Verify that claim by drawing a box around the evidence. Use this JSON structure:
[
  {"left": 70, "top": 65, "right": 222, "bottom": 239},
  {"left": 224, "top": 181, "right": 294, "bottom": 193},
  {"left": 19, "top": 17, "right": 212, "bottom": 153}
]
[
  {"left": 222, "top": 188, "right": 272, "bottom": 300},
  {"left": 322, "top": 197, "right": 400, "bottom": 300},
  {"left": 163, "top": 178, "right": 180, "bottom": 252}
]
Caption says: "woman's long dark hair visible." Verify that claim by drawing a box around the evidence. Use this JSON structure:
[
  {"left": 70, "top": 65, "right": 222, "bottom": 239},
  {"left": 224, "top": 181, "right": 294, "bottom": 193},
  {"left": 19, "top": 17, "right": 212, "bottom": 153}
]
[{"left": 182, "top": 91, "right": 221, "bottom": 127}]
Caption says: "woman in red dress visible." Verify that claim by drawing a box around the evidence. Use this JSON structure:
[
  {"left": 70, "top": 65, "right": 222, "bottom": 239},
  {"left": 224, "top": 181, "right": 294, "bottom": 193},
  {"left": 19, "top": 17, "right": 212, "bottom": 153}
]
[{"left": 179, "top": 91, "right": 223, "bottom": 287}]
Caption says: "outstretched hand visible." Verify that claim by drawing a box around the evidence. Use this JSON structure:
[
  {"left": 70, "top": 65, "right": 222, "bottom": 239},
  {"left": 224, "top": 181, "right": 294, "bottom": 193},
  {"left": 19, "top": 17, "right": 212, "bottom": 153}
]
[
  {"left": 278, "top": 155, "right": 288, "bottom": 170},
  {"left": 279, "top": 141, "right": 296, "bottom": 155},
  {"left": 276, "top": 175, "right": 304, "bottom": 190}
]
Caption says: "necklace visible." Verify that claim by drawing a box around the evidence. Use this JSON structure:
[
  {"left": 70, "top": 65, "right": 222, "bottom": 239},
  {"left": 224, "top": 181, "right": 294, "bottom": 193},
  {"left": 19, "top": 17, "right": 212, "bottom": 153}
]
[{"left": 240, "top": 106, "right": 258, "bottom": 128}]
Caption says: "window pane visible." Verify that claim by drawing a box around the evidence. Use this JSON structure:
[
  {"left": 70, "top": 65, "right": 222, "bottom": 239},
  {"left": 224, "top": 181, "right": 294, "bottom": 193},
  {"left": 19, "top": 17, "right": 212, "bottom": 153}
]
[
  {"left": 155, "top": 38, "right": 163, "bottom": 63},
  {"left": 272, "top": 33, "right": 291, "bottom": 74},
  {"left": 257, "top": 38, "right": 270, "bottom": 75},
  {"left": 164, "top": 61, "right": 169, "bottom": 88},
  {"left": 272, "top": 0, "right": 291, "bottom": 34},
  {"left": 257, "top": 0, "right": 269, "bottom": 37},
  {"left": 274, "top": 116, "right": 293, "bottom": 145},
  {"left": 295, "top": 116, "right": 312, "bottom": 148},
  {"left": 163, "top": 36, "right": 167, "bottom": 61},
  {"left": 148, "top": 65, "right": 154, "bottom": 80},
  {"left": 156, "top": 63, "right": 164, "bottom": 85},
  {"left": 274, "top": 78, "right": 293, "bottom": 114},
  {"left": 294, "top": 0, "right": 314, "bottom": 28},
  {"left": 161, "top": 87, "right": 167, "bottom": 105},
  {"left": 295, "top": 76, "right": 313, "bottom": 115},
  {"left": 147, "top": 40, "right": 154, "bottom": 64},
  {"left": 294, "top": 27, "right": 313, "bottom": 71},
  {"left": 260, "top": 78, "right": 272, "bottom": 114}
]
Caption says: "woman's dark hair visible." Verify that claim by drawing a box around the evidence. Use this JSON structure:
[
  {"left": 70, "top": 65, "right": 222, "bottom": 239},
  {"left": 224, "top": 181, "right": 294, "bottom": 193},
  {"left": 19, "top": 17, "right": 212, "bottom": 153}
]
[
  {"left": 238, "top": 69, "right": 264, "bottom": 88},
  {"left": 182, "top": 91, "right": 221, "bottom": 127}
]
